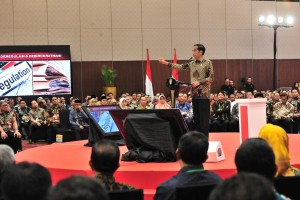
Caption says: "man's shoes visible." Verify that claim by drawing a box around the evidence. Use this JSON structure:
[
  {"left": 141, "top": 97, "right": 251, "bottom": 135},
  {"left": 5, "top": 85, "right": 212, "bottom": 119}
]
[
  {"left": 29, "top": 139, "right": 34, "bottom": 144},
  {"left": 83, "top": 142, "right": 94, "bottom": 147}
]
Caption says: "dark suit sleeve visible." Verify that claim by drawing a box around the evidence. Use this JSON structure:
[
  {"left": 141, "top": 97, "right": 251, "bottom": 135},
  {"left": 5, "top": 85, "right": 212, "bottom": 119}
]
[{"left": 154, "top": 184, "right": 175, "bottom": 200}]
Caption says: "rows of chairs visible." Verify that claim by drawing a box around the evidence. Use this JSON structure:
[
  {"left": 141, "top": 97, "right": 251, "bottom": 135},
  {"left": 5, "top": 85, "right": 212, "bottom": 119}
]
[{"left": 174, "top": 176, "right": 300, "bottom": 200}]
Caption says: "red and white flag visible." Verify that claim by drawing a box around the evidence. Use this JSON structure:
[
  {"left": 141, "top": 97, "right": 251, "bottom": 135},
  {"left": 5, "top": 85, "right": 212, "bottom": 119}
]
[
  {"left": 172, "top": 48, "right": 179, "bottom": 80},
  {"left": 145, "top": 49, "right": 154, "bottom": 98}
]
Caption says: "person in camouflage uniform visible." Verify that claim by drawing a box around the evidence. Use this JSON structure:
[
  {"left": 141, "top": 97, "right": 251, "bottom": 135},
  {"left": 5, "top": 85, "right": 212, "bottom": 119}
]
[{"left": 0, "top": 102, "right": 22, "bottom": 152}]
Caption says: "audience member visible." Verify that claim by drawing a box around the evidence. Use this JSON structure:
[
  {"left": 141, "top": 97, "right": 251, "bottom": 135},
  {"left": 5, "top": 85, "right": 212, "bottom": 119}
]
[
  {"left": 29, "top": 100, "right": 48, "bottom": 144},
  {"left": 1, "top": 162, "right": 52, "bottom": 200},
  {"left": 220, "top": 77, "right": 234, "bottom": 96},
  {"left": 243, "top": 77, "right": 254, "bottom": 93},
  {"left": 90, "top": 139, "right": 136, "bottom": 191},
  {"left": 209, "top": 173, "right": 276, "bottom": 200},
  {"left": 119, "top": 97, "right": 128, "bottom": 109},
  {"left": 15, "top": 100, "right": 31, "bottom": 139},
  {"left": 69, "top": 99, "right": 89, "bottom": 140},
  {"left": 259, "top": 124, "right": 300, "bottom": 176},
  {"left": 272, "top": 93, "right": 294, "bottom": 133},
  {"left": 0, "top": 145, "right": 15, "bottom": 199},
  {"left": 154, "top": 131, "right": 222, "bottom": 200},
  {"left": 235, "top": 138, "right": 291, "bottom": 199},
  {"left": 136, "top": 96, "right": 150, "bottom": 109},
  {"left": 46, "top": 97, "right": 63, "bottom": 144},
  {"left": 211, "top": 92, "right": 230, "bottom": 132},
  {"left": 48, "top": 176, "right": 108, "bottom": 200},
  {"left": 155, "top": 95, "right": 171, "bottom": 109},
  {"left": 0, "top": 102, "right": 22, "bottom": 152},
  {"left": 175, "top": 93, "right": 193, "bottom": 129}
]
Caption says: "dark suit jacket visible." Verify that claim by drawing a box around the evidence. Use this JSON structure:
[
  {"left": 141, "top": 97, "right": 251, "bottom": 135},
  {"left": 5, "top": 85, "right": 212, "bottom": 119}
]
[{"left": 154, "top": 165, "right": 222, "bottom": 200}]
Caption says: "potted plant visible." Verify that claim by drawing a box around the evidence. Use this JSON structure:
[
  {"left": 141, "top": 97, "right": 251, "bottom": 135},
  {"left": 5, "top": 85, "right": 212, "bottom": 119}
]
[{"left": 100, "top": 64, "right": 117, "bottom": 97}]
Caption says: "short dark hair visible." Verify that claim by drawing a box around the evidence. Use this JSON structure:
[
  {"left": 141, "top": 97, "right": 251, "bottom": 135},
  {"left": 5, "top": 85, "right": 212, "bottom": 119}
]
[
  {"left": 194, "top": 44, "right": 206, "bottom": 55},
  {"left": 48, "top": 176, "right": 108, "bottom": 200},
  {"left": 280, "top": 93, "right": 288, "bottom": 98},
  {"left": 90, "top": 140, "right": 120, "bottom": 174},
  {"left": 254, "top": 93, "right": 264, "bottom": 98},
  {"left": 177, "top": 131, "right": 208, "bottom": 165},
  {"left": 1, "top": 162, "right": 52, "bottom": 200},
  {"left": 209, "top": 173, "right": 276, "bottom": 200},
  {"left": 235, "top": 138, "right": 277, "bottom": 181},
  {"left": 19, "top": 100, "right": 26, "bottom": 104}
]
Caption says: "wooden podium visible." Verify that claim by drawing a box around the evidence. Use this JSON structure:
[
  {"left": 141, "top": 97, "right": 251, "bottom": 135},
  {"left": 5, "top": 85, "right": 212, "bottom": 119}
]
[{"left": 236, "top": 98, "right": 267, "bottom": 144}]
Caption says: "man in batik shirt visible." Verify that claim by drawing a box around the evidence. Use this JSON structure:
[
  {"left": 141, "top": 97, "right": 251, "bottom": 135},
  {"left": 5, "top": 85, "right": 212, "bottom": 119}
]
[{"left": 0, "top": 102, "right": 22, "bottom": 152}]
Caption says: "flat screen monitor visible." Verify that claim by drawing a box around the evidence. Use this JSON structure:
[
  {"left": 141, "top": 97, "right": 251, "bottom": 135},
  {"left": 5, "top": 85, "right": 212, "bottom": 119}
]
[
  {"left": 109, "top": 109, "right": 189, "bottom": 144},
  {"left": 82, "top": 105, "right": 120, "bottom": 137},
  {"left": 0, "top": 45, "right": 71, "bottom": 96}
]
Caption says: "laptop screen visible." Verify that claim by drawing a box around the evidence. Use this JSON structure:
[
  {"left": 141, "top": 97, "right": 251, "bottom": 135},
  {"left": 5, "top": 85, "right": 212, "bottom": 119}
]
[{"left": 83, "top": 105, "right": 120, "bottom": 136}]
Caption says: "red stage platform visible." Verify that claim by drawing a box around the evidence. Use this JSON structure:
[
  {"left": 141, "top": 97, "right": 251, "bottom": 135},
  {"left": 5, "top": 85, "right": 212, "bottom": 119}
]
[{"left": 15, "top": 133, "right": 300, "bottom": 200}]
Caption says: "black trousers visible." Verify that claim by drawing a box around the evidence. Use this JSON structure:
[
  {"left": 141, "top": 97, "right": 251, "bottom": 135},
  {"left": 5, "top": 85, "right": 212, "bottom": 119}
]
[
  {"left": 29, "top": 124, "right": 48, "bottom": 142},
  {"left": 0, "top": 132, "right": 22, "bottom": 153},
  {"left": 19, "top": 122, "right": 30, "bottom": 138},
  {"left": 71, "top": 126, "right": 89, "bottom": 140},
  {"left": 212, "top": 119, "right": 229, "bottom": 132},
  {"left": 46, "top": 123, "right": 59, "bottom": 144},
  {"left": 229, "top": 119, "right": 239, "bottom": 132},
  {"left": 271, "top": 118, "right": 293, "bottom": 133}
]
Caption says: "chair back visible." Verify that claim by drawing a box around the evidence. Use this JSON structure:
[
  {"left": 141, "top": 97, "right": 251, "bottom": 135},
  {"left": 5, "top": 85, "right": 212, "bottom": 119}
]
[
  {"left": 176, "top": 184, "right": 217, "bottom": 200},
  {"left": 274, "top": 176, "right": 300, "bottom": 199},
  {"left": 108, "top": 189, "right": 143, "bottom": 200},
  {"left": 59, "top": 109, "right": 71, "bottom": 129}
]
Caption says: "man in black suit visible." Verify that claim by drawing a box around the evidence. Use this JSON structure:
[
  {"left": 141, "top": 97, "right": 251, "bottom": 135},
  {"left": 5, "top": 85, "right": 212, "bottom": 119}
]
[
  {"left": 154, "top": 131, "right": 222, "bottom": 200},
  {"left": 243, "top": 77, "right": 254, "bottom": 93}
]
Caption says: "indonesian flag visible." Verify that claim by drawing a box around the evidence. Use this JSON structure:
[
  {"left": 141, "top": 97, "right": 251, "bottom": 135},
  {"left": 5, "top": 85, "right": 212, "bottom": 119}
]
[
  {"left": 145, "top": 49, "right": 154, "bottom": 98},
  {"left": 172, "top": 48, "right": 179, "bottom": 80}
]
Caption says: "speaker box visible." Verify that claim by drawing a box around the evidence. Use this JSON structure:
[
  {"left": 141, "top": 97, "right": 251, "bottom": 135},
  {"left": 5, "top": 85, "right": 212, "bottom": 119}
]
[{"left": 192, "top": 97, "right": 210, "bottom": 138}]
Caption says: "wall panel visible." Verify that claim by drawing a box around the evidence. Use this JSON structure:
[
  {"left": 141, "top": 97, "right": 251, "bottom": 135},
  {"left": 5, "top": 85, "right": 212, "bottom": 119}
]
[{"left": 72, "top": 59, "right": 300, "bottom": 100}]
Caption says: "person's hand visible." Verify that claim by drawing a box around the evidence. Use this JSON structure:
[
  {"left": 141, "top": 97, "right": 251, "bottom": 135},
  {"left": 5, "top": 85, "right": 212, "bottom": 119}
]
[
  {"left": 37, "top": 122, "right": 41, "bottom": 126},
  {"left": 79, "top": 125, "right": 84, "bottom": 130},
  {"left": 158, "top": 58, "right": 169, "bottom": 66},
  {"left": 1, "top": 131, "right": 7, "bottom": 139},
  {"left": 14, "top": 131, "right": 21, "bottom": 138},
  {"left": 204, "top": 81, "right": 211, "bottom": 86},
  {"left": 192, "top": 81, "right": 200, "bottom": 88}
]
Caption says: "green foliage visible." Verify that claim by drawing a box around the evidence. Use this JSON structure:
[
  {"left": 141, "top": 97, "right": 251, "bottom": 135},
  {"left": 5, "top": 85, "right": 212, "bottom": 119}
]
[{"left": 100, "top": 65, "right": 117, "bottom": 87}]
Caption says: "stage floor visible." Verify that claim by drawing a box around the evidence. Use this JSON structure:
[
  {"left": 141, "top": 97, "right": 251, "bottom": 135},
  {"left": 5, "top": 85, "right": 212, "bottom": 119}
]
[{"left": 15, "top": 133, "right": 300, "bottom": 200}]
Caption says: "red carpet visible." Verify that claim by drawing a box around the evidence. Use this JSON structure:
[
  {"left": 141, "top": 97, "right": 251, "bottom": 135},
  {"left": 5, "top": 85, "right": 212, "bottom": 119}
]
[
  {"left": 21, "top": 140, "right": 48, "bottom": 151},
  {"left": 15, "top": 133, "right": 300, "bottom": 200}
]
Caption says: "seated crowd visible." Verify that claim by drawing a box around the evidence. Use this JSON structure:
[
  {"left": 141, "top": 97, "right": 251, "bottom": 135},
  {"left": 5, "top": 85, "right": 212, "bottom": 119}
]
[
  {"left": 1, "top": 124, "right": 299, "bottom": 200},
  {"left": 0, "top": 82, "right": 300, "bottom": 153}
]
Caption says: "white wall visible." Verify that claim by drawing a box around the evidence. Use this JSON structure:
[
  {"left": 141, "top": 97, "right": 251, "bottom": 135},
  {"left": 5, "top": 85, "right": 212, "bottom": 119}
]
[{"left": 0, "top": 0, "right": 299, "bottom": 61}]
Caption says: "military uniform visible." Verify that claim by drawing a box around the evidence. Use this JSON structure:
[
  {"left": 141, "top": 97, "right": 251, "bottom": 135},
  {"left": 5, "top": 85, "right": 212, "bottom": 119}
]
[
  {"left": 29, "top": 107, "right": 48, "bottom": 143},
  {"left": 47, "top": 105, "right": 63, "bottom": 143},
  {"left": 170, "top": 58, "right": 214, "bottom": 97},
  {"left": 16, "top": 106, "right": 31, "bottom": 138},
  {"left": 289, "top": 97, "right": 300, "bottom": 133}
]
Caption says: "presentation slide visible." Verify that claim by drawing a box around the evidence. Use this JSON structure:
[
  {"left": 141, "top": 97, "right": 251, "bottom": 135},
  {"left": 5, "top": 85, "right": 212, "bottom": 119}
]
[{"left": 0, "top": 45, "right": 72, "bottom": 96}]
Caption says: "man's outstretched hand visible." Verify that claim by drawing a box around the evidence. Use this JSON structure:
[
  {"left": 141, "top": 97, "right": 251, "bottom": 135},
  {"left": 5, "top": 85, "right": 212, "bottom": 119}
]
[{"left": 158, "top": 58, "right": 169, "bottom": 66}]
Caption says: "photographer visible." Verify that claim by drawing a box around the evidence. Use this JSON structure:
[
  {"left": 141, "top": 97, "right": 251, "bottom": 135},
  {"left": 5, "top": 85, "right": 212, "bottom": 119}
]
[
  {"left": 29, "top": 100, "right": 48, "bottom": 144},
  {"left": 69, "top": 99, "right": 89, "bottom": 140}
]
